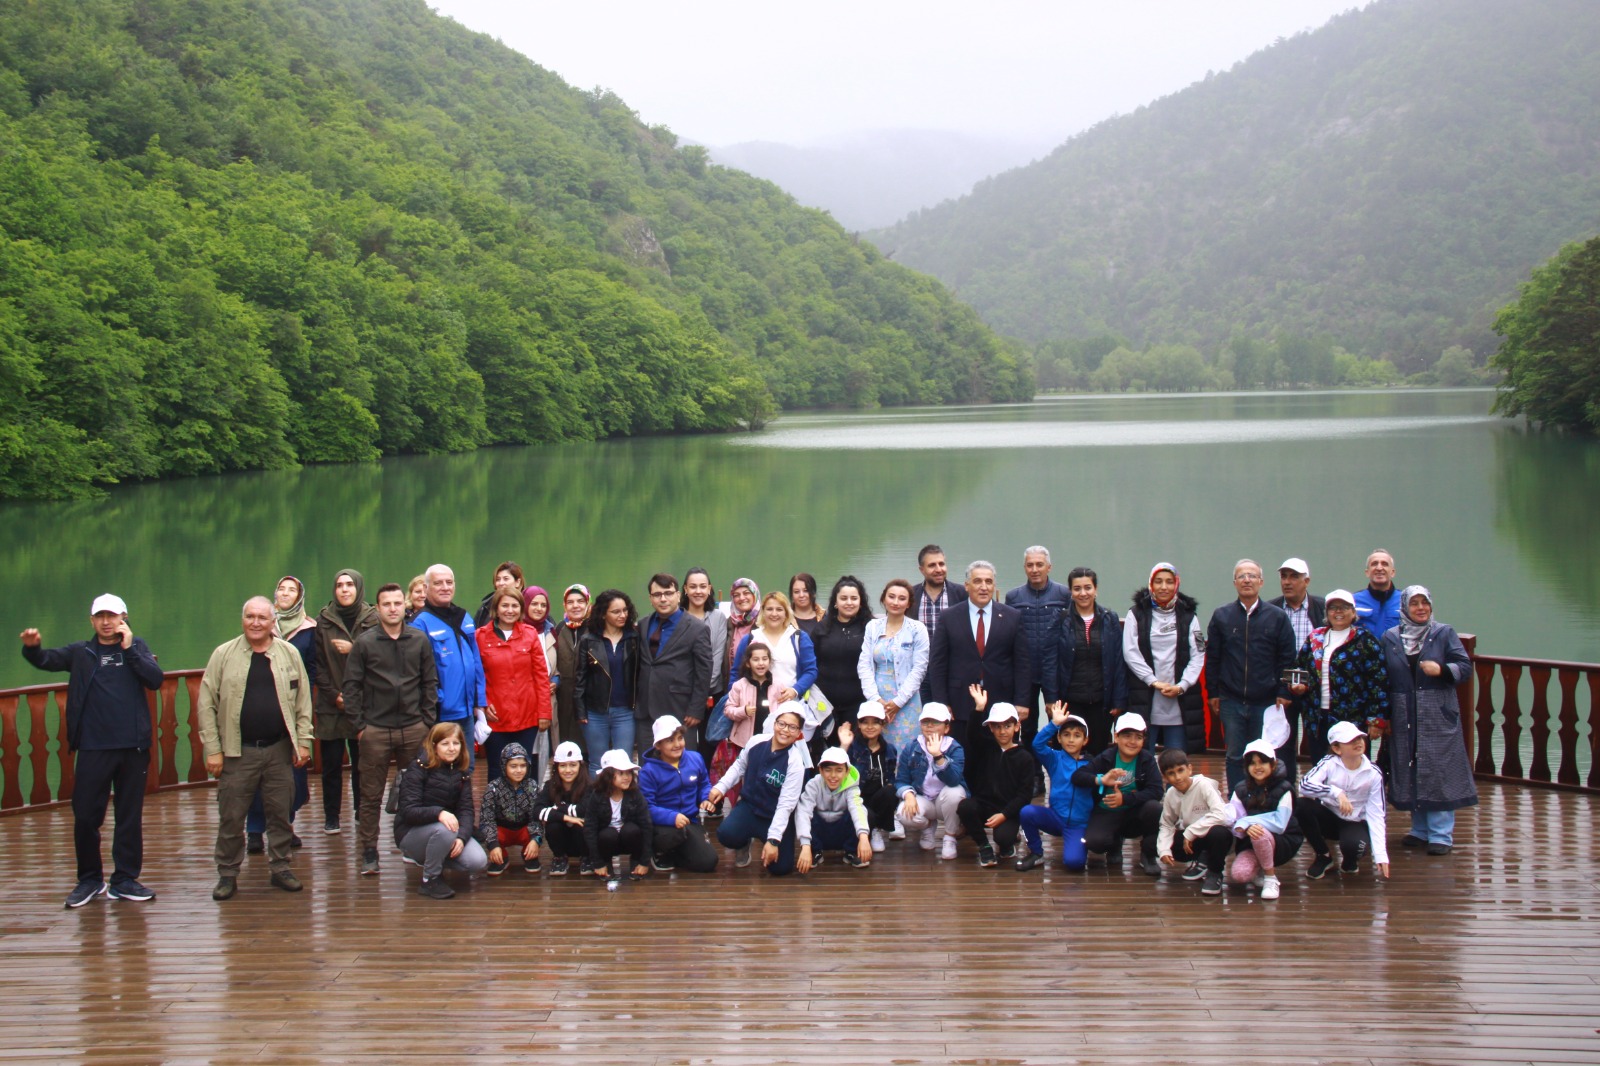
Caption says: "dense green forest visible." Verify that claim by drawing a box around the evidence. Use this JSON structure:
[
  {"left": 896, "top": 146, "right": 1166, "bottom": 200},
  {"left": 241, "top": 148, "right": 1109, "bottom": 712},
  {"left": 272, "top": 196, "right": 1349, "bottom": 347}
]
[
  {"left": 873, "top": 0, "right": 1600, "bottom": 377},
  {"left": 1492, "top": 235, "right": 1600, "bottom": 433},
  {"left": 0, "top": 0, "right": 1030, "bottom": 500}
]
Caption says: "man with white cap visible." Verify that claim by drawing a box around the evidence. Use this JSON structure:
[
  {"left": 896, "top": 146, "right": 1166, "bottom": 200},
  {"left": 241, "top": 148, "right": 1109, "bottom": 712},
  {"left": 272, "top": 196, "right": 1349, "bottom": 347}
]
[
  {"left": 638, "top": 715, "right": 719, "bottom": 873},
  {"left": 22, "top": 594, "right": 165, "bottom": 908},
  {"left": 1269, "top": 557, "right": 1325, "bottom": 777},
  {"left": 956, "top": 697, "right": 1039, "bottom": 868}
]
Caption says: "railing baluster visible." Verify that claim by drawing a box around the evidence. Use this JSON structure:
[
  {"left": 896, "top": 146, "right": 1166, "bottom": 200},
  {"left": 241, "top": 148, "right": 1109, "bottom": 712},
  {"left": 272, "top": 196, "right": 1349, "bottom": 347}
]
[
  {"left": 185, "top": 675, "right": 208, "bottom": 784},
  {"left": 1473, "top": 660, "right": 1497, "bottom": 774},
  {"left": 54, "top": 691, "right": 74, "bottom": 801},
  {"left": 0, "top": 695, "right": 21, "bottom": 810},
  {"left": 26, "top": 692, "right": 51, "bottom": 807},
  {"left": 157, "top": 679, "right": 180, "bottom": 787},
  {"left": 1498, "top": 664, "right": 1524, "bottom": 779},
  {"left": 1555, "top": 668, "right": 1580, "bottom": 787},
  {"left": 1588, "top": 671, "right": 1600, "bottom": 791},
  {"left": 1528, "top": 665, "right": 1552, "bottom": 783}
]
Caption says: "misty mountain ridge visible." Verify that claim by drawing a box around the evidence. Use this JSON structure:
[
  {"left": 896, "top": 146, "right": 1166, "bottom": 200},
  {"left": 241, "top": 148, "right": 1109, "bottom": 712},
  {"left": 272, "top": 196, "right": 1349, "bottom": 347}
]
[
  {"left": 871, "top": 0, "right": 1600, "bottom": 371},
  {"left": 709, "top": 129, "right": 1054, "bottom": 232}
]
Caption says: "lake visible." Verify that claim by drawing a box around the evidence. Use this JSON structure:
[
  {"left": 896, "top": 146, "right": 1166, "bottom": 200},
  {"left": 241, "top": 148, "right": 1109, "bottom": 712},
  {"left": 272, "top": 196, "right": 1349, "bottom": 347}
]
[{"left": 4, "top": 387, "right": 1597, "bottom": 687}]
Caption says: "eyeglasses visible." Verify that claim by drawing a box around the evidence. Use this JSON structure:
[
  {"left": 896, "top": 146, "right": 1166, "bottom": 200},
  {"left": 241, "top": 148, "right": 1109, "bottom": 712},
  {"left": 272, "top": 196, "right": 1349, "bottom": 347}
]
[
  {"left": 649, "top": 590, "right": 677, "bottom": 599},
  {"left": 773, "top": 721, "right": 803, "bottom": 733}
]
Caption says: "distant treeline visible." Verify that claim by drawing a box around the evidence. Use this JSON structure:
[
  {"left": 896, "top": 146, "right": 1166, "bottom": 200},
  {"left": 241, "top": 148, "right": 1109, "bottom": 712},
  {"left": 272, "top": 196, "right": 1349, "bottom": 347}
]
[{"left": 0, "top": 0, "right": 1029, "bottom": 500}]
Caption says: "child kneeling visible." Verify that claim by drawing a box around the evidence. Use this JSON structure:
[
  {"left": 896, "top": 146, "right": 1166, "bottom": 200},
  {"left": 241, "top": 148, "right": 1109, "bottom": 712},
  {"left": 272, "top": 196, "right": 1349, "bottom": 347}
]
[
  {"left": 639, "top": 716, "right": 719, "bottom": 873},
  {"left": 1295, "top": 721, "right": 1390, "bottom": 880},
  {"left": 535, "top": 741, "right": 590, "bottom": 876},
  {"left": 704, "top": 705, "right": 808, "bottom": 876},
  {"left": 1017, "top": 709, "right": 1094, "bottom": 872},
  {"left": 1072, "top": 712, "right": 1163, "bottom": 874},
  {"left": 796, "top": 747, "right": 873, "bottom": 871},
  {"left": 580, "top": 750, "right": 653, "bottom": 881},
  {"left": 1155, "top": 748, "right": 1233, "bottom": 895},
  {"left": 394, "top": 722, "right": 490, "bottom": 899},
  {"left": 477, "top": 741, "right": 542, "bottom": 876},
  {"left": 894, "top": 703, "right": 968, "bottom": 861},
  {"left": 837, "top": 705, "right": 898, "bottom": 852},
  {"left": 957, "top": 692, "right": 1038, "bottom": 868},
  {"left": 1226, "top": 739, "right": 1302, "bottom": 899}
]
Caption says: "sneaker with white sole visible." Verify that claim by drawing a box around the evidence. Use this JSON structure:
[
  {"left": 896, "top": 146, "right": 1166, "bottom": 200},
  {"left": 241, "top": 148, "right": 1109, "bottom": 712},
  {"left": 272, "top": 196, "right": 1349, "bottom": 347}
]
[
  {"left": 869, "top": 829, "right": 886, "bottom": 853},
  {"left": 107, "top": 879, "right": 155, "bottom": 902},
  {"left": 889, "top": 818, "right": 906, "bottom": 841},
  {"left": 918, "top": 825, "right": 938, "bottom": 851},
  {"left": 734, "top": 844, "right": 752, "bottom": 868},
  {"left": 1181, "top": 861, "right": 1207, "bottom": 881},
  {"left": 940, "top": 835, "right": 958, "bottom": 860},
  {"left": 1260, "top": 874, "right": 1281, "bottom": 900},
  {"left": 65, "top": 881, "right": 107, "bottom": 909}
]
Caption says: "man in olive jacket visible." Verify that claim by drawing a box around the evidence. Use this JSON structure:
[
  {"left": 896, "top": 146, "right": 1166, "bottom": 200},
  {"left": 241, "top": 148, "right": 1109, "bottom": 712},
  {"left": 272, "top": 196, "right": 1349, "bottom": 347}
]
[{"left": 197, "top": 596, "right": 313, "bottom": 900}]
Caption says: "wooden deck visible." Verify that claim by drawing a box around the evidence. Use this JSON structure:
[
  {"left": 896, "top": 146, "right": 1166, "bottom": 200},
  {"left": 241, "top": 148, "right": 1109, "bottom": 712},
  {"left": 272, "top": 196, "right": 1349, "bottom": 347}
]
[{"left": 1, "top": 759, "right": 1597, "bottom": 1066}]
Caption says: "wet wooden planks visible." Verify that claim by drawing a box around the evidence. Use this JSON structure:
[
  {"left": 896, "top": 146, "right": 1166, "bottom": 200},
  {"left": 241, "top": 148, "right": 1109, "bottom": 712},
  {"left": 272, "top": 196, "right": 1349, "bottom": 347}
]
[{"left": 0, "top": 761, "right": 1597, "bottom": 1064}]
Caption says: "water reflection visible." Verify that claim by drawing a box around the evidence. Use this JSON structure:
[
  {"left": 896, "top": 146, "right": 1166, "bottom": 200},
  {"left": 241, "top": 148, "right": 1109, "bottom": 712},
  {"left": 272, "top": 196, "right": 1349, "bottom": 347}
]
[{"left": 1493, "top": 427, "right": 1600, "bottom": 619}]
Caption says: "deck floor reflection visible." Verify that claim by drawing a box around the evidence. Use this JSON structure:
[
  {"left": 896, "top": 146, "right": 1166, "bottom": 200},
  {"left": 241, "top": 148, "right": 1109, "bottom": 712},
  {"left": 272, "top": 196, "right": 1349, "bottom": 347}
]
[{"left": 1, "top": 760, "right": 1597, "bottom": 1065}]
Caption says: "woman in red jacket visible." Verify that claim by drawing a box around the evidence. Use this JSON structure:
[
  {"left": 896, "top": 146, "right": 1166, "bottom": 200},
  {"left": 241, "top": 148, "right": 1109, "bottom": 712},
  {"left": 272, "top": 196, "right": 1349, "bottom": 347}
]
[{"left": 477, "top": 587, "right": 552, "bottom": 783}]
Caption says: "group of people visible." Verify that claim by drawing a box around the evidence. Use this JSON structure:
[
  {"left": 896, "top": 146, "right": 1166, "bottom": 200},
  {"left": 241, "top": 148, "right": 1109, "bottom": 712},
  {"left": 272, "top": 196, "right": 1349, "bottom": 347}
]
[{"left": 22, "top": 544, "right": 1478, "bottom": 905}]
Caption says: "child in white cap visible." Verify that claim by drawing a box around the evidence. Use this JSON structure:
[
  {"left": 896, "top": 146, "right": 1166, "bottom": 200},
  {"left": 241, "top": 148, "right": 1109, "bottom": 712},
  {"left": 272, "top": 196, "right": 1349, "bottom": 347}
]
[
  {"left": 1017, "top": 707, "right": 1095, "bottom": 872},
  {"left": 957, "top": 689, "right": 1039, "bottom": 868},
  {"left": 893, "top": 703, "right": 969, "bottom": 860},
  {"left": 795, "top": 747, "right": 873, "bottom": 871},
  {"left": 534, "top": 741, "right": 590, "bottom": 875},
  {"left": 835, "top": 701, "right": 899, "bottom": 852},
  {"left": 1071, "top": 712, "right": 1164, "bottom": 874},
  {"left": 638, "top": 716, "right": 719, "bottom": 873},
  {"left": 1225, "top": 738, "right": 1302, "bottom": 899},
  {"left": 579, "top": 749, "right": 651, "bottom": 880},
  {"left": 1296, "top": 721, "right": 1390, "bottom": 879}
]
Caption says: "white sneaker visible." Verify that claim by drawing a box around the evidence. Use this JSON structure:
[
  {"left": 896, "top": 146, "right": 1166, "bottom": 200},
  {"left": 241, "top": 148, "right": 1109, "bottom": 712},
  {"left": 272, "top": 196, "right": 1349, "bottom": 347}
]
[
  {"left": 1260, "top": 874, "right": 1280, "bottom": 900},
  {"left": 869, "top": 829, "right": 886, "bottom": 853},
  {"left": 918, "top": 825, "right": 937, "bottom": 850},
  {"left": 1253, "top": 873, "right": 1265, "bottom": 889},
  {"left": 940, "top": 835, "right": 958, "bottom": 860},
  {"left": 889, "top": 818, "right": 906, "bottom": 841}
]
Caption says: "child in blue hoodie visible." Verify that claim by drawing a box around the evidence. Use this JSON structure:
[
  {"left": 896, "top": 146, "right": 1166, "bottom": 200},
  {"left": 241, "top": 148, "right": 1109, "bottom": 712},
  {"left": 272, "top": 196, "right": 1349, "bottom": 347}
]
[
  {"left": 1016, "top": 707, "right": 1095, "bottom": 871},
  {"left": 639, "top": 715, "right": 718, "bottom": 873}
]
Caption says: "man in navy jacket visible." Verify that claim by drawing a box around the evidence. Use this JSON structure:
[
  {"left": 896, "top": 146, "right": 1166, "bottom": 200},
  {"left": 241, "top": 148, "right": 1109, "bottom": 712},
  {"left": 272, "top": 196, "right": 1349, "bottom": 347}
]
[
  {"left": 929, "top": 561, "right": 1031, "bottom": 793},
  {"left": 1004, "top": 545, "right": 1069, "bottom": 755},
  {"left": 21, "top": 594, "right": 164, "bottom": 909},
  {"left": 1205, "top": 560, "right": 1295, "bottom": 793}
]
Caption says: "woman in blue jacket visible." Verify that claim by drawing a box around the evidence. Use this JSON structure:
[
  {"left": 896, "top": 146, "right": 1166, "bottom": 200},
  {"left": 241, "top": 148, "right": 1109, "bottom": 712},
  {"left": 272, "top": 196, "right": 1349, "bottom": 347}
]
[{"left": 731, "top": 593, "right": 817, "bottom": 732}]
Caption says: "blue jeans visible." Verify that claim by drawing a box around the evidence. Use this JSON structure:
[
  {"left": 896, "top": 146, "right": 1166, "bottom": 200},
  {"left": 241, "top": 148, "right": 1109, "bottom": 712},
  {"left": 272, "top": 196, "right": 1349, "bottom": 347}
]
[
  {"left": 1220, "top": 698, "right": 1268, "bottom": 794},
  {"left": 1152, "top": 724, "right": 1188, "bottom": 753},
  {"left": 483, "top": 727, "right": 542, "bottom": 783},
  {"left": 583, "top": 707, "right": 636, "bottom": 773},
  {"left": 1410, "top": 809, "right": 1456, "bottom": 846},
  {"left": 717, "top": 800, "right": 797, "bottom": 876},
  {"left": 1019, "top": 805, "right": 1088, "bottom": 870}
]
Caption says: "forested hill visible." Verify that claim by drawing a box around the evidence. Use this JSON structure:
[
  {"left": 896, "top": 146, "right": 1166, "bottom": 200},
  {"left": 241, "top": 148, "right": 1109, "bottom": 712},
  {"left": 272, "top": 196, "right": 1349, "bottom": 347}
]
[
  {"left": 871, "top": 0, "right": 1600, "bottom": 371},
  {"left": 0, "top": 0, "right": 1029, "bottom": 500}
]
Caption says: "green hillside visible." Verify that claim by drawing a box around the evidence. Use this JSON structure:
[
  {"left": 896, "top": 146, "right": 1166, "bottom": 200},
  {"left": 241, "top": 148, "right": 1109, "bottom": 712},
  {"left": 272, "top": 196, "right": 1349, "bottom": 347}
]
[
  {"left": 872, "top": 0, "right": 1600, "bottom": 375},
  {"left": 0, "top": 0, "right": 1029, "bottom": 499}
]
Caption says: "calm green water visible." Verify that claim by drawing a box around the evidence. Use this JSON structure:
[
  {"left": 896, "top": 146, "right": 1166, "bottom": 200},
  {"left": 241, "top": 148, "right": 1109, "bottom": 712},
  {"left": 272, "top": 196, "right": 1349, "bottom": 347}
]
[{"left": 4, "top": 388, "right": 1598, "bottom": 688}]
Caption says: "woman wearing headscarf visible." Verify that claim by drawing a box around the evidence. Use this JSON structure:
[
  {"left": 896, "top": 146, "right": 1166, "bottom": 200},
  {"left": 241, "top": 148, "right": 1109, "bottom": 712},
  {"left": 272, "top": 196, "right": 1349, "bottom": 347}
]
[
  {"left": 1121, "top": 563, "right": 1205, "bottom": 758},
  {"left": 313, "top": 569, "right": 379, "bottom": 834},
  {"left": 522, "top": 586, "right": 559, "bottom": 776},
  {"left": 1381, "top": 585, "right": 1476, "bottom": 855},
  {"left": 247, "top": 576, "right": 317, "bottom": 852},
  {"left": 706, "top": 579, "right": 761, "bottom": 752}
]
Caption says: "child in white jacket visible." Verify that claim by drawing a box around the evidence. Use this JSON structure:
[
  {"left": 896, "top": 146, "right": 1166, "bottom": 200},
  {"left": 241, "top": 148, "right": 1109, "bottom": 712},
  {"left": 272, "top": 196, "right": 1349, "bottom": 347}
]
[
  {"left": 1296, "top": 720, "right": 1391, "bottom": 880},
  {"left": 1155, "top": 748, "right": 1235, "bottom": 896},
  {"left": 795, "top": 747, "right": 873, "bottom": 872}
]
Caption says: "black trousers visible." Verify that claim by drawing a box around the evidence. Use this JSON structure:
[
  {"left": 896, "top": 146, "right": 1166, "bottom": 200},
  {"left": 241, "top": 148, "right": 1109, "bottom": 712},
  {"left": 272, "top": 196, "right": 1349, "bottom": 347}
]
[
  {"left": 593, "top": 823, "right": 645, "bottom": 869},
  {"left": 1296, "top": 797, "right": 1371, "bottom": 864},
  {"left": 651, "top": 823, "right": 720, "bottom": 872},
  {"left": 1167, "top": 824, "right": 1233, "bottom": 870},
  {"left": 957, "top": 796, "right": 1022, "bottom": 852},
  {"left": 319, "top": 737, "right": 361, "bottom": 824},
  {"left": 539, "top": 812, "right": 587, "bottom": 859},
  {"left": 1084, "top": 800, "right": 1162, "bottom": 859},
  {"left": 72, "top": 748, "right": 148, "bottom": 886},
  {"left": 860, "top": 781, "right": 898, "bottom": 832}
]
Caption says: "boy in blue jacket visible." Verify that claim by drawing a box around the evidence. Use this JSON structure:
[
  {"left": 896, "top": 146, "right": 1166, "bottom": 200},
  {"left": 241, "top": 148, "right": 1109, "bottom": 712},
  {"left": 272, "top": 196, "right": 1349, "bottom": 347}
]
[
  {"left": 895, "top": 703, "right": 968, "bottom": 860},
  {"left": 1016, "top": 707, "right": 1095, "bottom": 871},
  {"left": 638, "top": 716, "right": 718, "bottom": 873}
]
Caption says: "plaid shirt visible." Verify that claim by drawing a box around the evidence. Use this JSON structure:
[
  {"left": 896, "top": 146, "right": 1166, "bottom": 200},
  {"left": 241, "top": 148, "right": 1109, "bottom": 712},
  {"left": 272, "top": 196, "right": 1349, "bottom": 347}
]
[
  {"left": 918, "top": 584, "right": 949, "bottom": 638},
  {"left": 1283, "top": 599, "right": 1314, "bottom": 654}
]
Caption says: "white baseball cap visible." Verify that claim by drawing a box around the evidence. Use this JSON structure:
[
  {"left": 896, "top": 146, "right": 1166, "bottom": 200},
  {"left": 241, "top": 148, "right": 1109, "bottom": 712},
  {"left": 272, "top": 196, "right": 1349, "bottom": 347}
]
[
  {"left": 600, "top": 749, "right": 639, "bottom": 772},
  {"left": 818, "top": 746, "right": 849, "bottom": 766},
  {"left": 1058, "top": 714, "right": 1090, "bottom": 734},
  {"left": 1325, "top": 588, "right": 1356, "bottom": 607},
  {"left": 552, "top": 741, "right": 583, "bottom": 764},
  {"left": 1279, "top": 558, "right": 1310, "bottom": 575},
  {"left": 1326, "top": 721, "right": 1368, "bottom": 745},
  {"left": 984, "top": 703, "right": 1019, "bottom": 725},
  {"left": 651, "top": 716, "right": 683, "bottom": 745},
  {"left": 1113, "top": 712, "right": 1148, "bottom": 734},
  {"left": 919, "top": 703, "right": 952, "bottom": 723},
  {"left": 856, "top": 700, "right": 886, "bottom": 721},
  {"left": 1243, "top": 738, "right": 1278, "bottom": 762},
  {"left": 91, "top": 593, "right": 128, "bottom": 616}
]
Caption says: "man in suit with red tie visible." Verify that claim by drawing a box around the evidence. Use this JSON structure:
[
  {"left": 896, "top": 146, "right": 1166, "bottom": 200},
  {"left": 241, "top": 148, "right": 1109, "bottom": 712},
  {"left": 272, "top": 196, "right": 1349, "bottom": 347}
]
[{"left": 928, "top": 561, "right": 1032, "bottom": 794}]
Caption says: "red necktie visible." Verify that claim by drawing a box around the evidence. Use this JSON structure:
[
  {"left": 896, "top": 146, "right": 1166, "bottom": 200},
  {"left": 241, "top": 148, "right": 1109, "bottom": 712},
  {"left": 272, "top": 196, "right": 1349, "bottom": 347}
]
[{"left": 975, "top": 608, "right": 986, "bottom": 657}]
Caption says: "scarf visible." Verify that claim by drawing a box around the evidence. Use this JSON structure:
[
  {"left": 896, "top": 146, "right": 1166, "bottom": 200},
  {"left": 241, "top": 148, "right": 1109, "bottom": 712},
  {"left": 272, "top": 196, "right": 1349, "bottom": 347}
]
[
  {"left": 729, "top": 578, "right": 762, "bottom": 627},
  {"left": 522, "top": 586, "right": 554, "bottom": 635},
  {"left": 274, "top": 575, "right": 314, "bottom": 640},
  {"left": 1399, "top": 584, "right": 1432, "bottom": 656},
  {"left": 1148, "top": 562, "right": 1180, "bottom": 611},
  {"left": 330, "top": 568, "right": 367, "bottom": 630}
]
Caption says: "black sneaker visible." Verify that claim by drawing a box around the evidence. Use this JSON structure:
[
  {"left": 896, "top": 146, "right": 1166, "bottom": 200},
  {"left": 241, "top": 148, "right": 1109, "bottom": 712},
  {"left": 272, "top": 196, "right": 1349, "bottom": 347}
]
[
  {"left": 999, "top": 845, "right": 1017, "bottom": 860},
  {"left": 811, "top": 852, "right": 824, "bottom": 867},
  {"left": 842, "top": 852, "right": 869, "bottom": 868},
  {"left": 323, "top": 819, "right": 341, "bottom": 835},
  {"left": 290, "top": 834, "right": 304, "bottom": 849},
  {"left": 107, "top": 879, "right": 155, "bottom": 902},
  {"left": 269, "top": 871, "right": 303, "bottom": 892},
  {"left": 1181, "top": 861, "right": 1207, "bottom": 881},
  {"left": 1141, "top": 857, "right": 1163, "bottom": 877},
  {"left": 1427, "top": 843, "right": 1452, "bottom": 856},
  {"left": 211, "top": 876, "right": 237, "bottom": 901},
  {"left": 579, "top": 859, "right": 595, "bottom": 877},
  {"left": 549, "top": 857, "right": 569, "bottom": 876},
  {"left": 1400, "top": 834, "right": 1427, "bottom": 849},
  {"left": 486, "top": 859, "right": 508, "bottom": 877},
  {"left": 418, "top": 878, "right": 455, "bottom": 900},
  {"left": 651, "top": 854, "right": 677, "bottom": 872},
  {"left": 525, "top": 856, "right": 542, "bottom": 873},
  {"left": 1201, "top": 870, "right": 1223, "bottom": 896},
  {"left": 360, "top": 848, "right": 379, "bottom": 875},
  {"left": 1307, "top": 854, "right": 1334, "bottom": 880},
  {"left": 1106, "top": 848, "right": 1124, "bottom": 869},
  {"left": 1015, "top": 852, "right": 1044, "bottom": 872},
  {"left": 977, "top": 845, "right": 998, "bottom": 868},
  {"left": 65, "top": 881, "right": 106, "bottom": 909},
  {"left": 246, "top": 833, "right": 264, "bottom": 855}
]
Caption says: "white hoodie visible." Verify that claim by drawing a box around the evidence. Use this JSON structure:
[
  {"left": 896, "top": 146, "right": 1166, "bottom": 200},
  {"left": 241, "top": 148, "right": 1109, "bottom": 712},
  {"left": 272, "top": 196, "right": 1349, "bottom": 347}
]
[{"left": 1298, "top": 753, "right": 1389, "bottom": 866}]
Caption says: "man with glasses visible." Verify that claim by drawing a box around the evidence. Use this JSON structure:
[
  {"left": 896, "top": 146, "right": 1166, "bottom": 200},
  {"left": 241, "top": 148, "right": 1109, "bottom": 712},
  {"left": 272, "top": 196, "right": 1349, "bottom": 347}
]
[
  {"left": 1205, "top": 560, "right": 1296, "bottom": 793},
  {"left": 636, "top": 573, "right": 713, "bottom": 752}
]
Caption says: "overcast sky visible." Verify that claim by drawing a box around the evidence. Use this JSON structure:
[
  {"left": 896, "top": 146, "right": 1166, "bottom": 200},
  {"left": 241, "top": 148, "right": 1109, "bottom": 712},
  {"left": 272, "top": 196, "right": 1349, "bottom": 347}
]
[{"left": 427, "top": 0, "right": 1363, "bottom": 147}]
